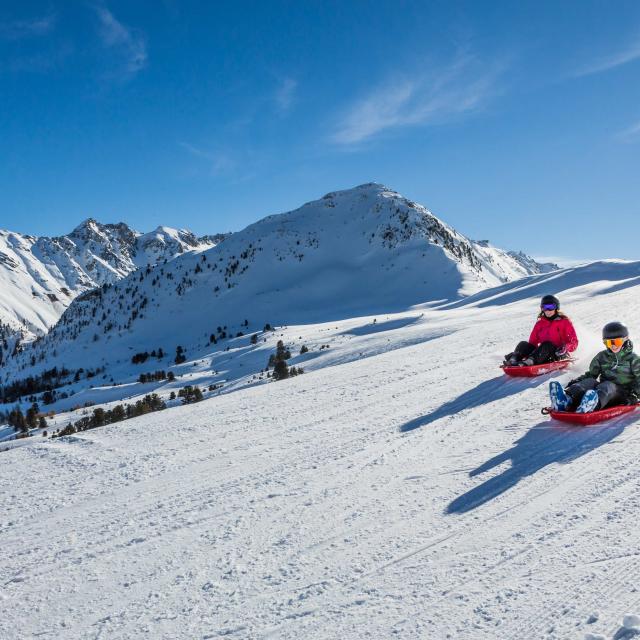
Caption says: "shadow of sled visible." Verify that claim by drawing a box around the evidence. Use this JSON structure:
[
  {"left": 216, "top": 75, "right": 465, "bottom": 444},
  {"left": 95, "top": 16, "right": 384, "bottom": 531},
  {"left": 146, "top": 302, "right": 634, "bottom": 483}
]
[
  {"left": 446, "top": 416, "right": 635, "bottom": 514},
  {"left": 399, "top": 374, "right": 553, "bottom": 433}
]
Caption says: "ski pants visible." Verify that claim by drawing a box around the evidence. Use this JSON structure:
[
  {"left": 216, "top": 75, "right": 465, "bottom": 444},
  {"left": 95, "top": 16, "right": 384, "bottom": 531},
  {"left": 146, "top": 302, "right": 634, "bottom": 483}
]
[
  {"left": 511, "top": 340, "right": 557, "bottom": 365},
  {"left": 566, "top": 378, "right": 628, "bottom": 411}
]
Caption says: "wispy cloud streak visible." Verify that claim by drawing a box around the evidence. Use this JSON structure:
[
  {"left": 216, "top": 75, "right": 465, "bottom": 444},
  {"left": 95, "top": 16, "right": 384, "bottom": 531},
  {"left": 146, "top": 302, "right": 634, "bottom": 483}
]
[
  {"left": 0, "top": 13, "right": 56, "bottom": 40},
  {"left": 179, "top": 142, "right": 236, "bottom": 175},
  {"left": 574, "top": 33, "right": 640, "bottom": 77},
  {"left": 331, "top": 53, "right": 504, "bottom": 145},
  {"left": 616, "top": 119, "right": 640, "bottom": 143},
  {"left": 275, "top": 77, "right": 297, "bottom": 114},
  {"left": 94, "top": 4, "right": 147, "bottom": 77}
]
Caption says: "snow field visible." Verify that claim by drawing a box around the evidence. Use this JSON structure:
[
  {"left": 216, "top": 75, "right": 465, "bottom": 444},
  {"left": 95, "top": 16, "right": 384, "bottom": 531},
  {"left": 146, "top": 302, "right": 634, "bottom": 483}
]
[{"left": 3, "top": 269, "right": 640, "bottom": 638}]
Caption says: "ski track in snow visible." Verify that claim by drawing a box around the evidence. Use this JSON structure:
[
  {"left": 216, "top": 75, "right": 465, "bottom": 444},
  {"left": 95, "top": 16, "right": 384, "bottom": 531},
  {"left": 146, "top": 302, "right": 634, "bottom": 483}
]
[{"left": 3, "top": 279, "right": 640, "bottom": 638}]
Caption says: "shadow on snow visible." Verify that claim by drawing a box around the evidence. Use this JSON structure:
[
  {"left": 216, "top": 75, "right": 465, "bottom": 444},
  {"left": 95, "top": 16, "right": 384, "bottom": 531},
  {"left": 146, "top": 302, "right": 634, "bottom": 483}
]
[
  {"left": 399, "top": 374, "right": 552, "bottom": 433},
  {"left": 446, "top": 416, "right": 634, "bottom": 514}
]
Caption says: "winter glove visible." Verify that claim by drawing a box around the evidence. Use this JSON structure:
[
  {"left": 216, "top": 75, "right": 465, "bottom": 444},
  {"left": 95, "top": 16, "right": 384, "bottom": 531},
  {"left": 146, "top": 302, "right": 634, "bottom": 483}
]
[
  {"left": 555, "top": 345, "right": 568, "bottom": 358},
  {"left": 628, "top": 392, "right": 640, "bottom": 405}
]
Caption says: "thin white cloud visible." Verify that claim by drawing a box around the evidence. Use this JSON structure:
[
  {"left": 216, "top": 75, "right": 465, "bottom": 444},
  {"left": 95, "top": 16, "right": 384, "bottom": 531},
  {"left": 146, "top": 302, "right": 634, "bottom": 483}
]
[
  {"left": 94, "top": 4, "right": 147, "bottom": 77},
  {"left": 179, "top": 142, "right": 236, "bottom": 175},
  {"left": 0, "top": 13, "right": 57, "bottom": 40},
  {"left": 275, "top": 77, "right": 297, "bottom": 114},
  {"left": 331, "top": 52, "right": 504, "bottom": 145},
  {"left": 574, "top": 32, "right": 640, "bottom": 77},
  {"left": 616, "top": 119, "right": 640, "bottom": 143}
]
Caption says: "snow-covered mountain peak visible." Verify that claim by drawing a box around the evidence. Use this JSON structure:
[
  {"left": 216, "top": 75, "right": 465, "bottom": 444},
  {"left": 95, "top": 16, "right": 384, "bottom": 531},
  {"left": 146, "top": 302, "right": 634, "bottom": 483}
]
[
  {"left": 4, "top": 183, "right": 558, "bottom": 379},
  {"left": 136, "top": 226, "right": 204, "bottom": 261},
  {"left": 0, "top": 219, "right": 219, "bottom": 343}
]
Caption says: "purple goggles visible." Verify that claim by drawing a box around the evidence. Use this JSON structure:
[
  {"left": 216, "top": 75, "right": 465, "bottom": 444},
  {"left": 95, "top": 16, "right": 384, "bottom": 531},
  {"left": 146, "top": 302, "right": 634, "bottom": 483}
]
[{"left": 541, "top": 303, "right": 557, "bottom": 310}]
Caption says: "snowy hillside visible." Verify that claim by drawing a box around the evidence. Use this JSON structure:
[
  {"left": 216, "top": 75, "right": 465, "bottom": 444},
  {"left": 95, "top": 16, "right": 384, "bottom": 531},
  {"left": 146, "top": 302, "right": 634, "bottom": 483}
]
[
  {"left": 506, "top": 249, "right": 560, "bottom": 274},
  {"left": 0, "top": 219, "right": 222, "bottom": 343},
  {"left": 2, "top": 258, "right": 640, "bottom": 639},
  {"left": 4, "top": 183, "right": 552, "bottom": 381}
]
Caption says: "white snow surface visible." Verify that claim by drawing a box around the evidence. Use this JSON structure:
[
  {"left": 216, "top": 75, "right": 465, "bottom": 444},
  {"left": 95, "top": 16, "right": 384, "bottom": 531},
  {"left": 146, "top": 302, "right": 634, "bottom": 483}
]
[
  {"left": 3, "top": 257, "right": 640, "bottom": 638},
  {"left": 0, "top": 219, "right": 218, "bottom": 341}
]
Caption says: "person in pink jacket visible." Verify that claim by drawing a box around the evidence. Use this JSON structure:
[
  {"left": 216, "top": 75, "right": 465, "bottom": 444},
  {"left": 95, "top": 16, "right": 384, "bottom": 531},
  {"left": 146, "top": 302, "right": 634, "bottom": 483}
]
[{"left": 504, "top": 295, "right": 578, "bottom": 367}]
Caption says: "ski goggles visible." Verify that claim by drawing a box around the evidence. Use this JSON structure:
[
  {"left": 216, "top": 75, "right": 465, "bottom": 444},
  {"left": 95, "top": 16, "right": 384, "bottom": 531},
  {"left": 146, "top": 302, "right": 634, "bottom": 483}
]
[
  {"left": 604, "top": 337, "right": 626, "bottom": 349},
  {"left": 541, "top": 303, "right": 557, "bottom": 310}
]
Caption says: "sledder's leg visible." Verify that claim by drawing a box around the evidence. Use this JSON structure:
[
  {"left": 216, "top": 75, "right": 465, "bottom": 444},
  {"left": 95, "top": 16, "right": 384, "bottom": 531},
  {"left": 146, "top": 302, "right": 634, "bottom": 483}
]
[
  {"left": 576, "top": 390, "right": 599, "bottom": 413},
  {"left": 565, "top": 378, "right": 598, "bottom": 411},
  {"left": 594, "top": 381, "right": 627, "bottom": 409},
  {"left": 549, "top": 381, "right": 571, "bottom": 411},
  {"left": 530, "top": 341, "right": 557, "bottom": 365},
  {"left": 504, "top": 341, "right": 534, "bottom": 365}
]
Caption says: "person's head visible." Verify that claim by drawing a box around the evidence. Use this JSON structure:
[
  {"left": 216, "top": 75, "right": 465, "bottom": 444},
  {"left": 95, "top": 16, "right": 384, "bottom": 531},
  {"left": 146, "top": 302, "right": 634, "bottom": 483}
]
[
  {"left": 540, "top": 294, "right": 560, "bottom": 318},
  {"left": 602, "top": 321, "right": 629, "bottom": 353}
]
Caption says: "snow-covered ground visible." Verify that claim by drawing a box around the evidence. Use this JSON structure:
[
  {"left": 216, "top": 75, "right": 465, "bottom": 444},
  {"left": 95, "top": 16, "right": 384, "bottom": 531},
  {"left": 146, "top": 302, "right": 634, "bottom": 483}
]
[{"left": 3, "top": 262, "right": 640, "bottom": 639}]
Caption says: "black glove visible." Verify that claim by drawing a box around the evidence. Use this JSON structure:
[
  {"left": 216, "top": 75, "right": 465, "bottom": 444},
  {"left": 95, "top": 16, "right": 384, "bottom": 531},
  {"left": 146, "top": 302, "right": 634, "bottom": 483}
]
[
  {"left": 555, "top": 346, "right": 568, "bottom": 358},
  {"left": 628, "top": 392, "right": 640, "bottom": 405}
]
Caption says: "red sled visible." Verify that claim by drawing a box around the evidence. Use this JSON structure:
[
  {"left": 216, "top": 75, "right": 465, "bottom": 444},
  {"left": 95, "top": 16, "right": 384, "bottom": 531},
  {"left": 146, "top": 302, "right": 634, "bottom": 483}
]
[
  {"left": 501, "top": 359, "right": 573, "bottom": 377},
  {"left": 542, "top": 404, "right": 640, "bottom": 425}
]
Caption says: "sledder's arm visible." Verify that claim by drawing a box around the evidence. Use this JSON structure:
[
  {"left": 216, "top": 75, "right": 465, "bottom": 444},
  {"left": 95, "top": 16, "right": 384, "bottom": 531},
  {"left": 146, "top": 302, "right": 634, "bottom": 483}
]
[
  {"left": 561, "top": 319, "right": 579, "bottom": 353},
  {"left": 630, "top": 353, "right": 640, "bottom": 399},
  {"left": 567, "top": 353, "right": 602, "bottom": 386}
]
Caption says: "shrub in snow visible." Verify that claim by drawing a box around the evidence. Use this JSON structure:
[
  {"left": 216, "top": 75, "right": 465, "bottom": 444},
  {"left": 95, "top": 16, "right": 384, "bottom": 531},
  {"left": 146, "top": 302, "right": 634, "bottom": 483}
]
[
  {"left": 273, "top": 360, "right": 289, "bottom": 380},
  {"left": 268, "top": 340, "right": 292, "bottom": 367},
  {"left": 178, "top": 385, "right": 204, "bottom": 404}
]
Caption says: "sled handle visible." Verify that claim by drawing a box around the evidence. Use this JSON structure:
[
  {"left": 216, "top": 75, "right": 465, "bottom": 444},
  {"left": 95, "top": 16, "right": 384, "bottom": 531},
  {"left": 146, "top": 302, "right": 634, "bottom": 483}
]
[{"left": 541, "top": 406, "right": 551, "bottom": 415}]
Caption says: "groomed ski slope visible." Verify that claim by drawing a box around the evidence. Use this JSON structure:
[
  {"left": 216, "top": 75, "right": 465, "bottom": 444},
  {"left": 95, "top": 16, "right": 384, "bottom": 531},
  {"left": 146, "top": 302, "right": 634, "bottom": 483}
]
[{"left": 3, "top": 269, "right": 640, "bottom": 639}]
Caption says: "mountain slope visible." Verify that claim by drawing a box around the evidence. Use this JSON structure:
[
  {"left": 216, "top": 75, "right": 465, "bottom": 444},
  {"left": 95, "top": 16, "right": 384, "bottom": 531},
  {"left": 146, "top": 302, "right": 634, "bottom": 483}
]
[
  {"left": 2, "top": 259, "right": 640, "bottom": 639},
  {"left": 0, "top": 220, "right": 222, "bottom": 341},
  {"left": 5, "top": 183, "right": 553, "bottom": 379}
]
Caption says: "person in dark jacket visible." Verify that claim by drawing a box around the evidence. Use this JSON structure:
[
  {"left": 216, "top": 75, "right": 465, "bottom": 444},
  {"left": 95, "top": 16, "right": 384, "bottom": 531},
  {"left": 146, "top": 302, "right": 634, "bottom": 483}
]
[
  {"left": 504, "top": 295, "right": 578, "bottom": 367},
  {"left": 550, "top": 321, "right": 640, "bottom": 413}
]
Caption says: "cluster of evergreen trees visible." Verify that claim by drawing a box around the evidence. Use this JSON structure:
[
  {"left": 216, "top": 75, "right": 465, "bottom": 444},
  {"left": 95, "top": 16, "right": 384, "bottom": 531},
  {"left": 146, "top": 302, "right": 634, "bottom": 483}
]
[
  {"left": 131, "top": 348, "right": 164, "bottom": 364},
  {"left": 1, "top": 367, "right": 71, "bottom": 403},
  {"left": 1, "top": 365, "right": 106, "bottom": 405},
  {"left": 177, "top": 385, "right": 204, "bottom": 404},
  {"left": 268, "top": 340, "right": 304, "bottom": 380},
  {"left": 138, "top": 370, "right": 174, "bottom": 384},
  {"left": 3, "top": 402, "right": 47, "bottom": 435},
  {"left": 52, "top": 394, "right": 166, "bottom": 438}
]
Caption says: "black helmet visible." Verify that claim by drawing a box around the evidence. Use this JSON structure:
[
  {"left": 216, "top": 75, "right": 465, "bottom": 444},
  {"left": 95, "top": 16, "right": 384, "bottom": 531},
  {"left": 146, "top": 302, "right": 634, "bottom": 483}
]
[
  {"left": 540, "top": 294, "right": 560, "bottom": 309},
  {"left": 602, "top": 322, "right": 629, "bottom": 340}
]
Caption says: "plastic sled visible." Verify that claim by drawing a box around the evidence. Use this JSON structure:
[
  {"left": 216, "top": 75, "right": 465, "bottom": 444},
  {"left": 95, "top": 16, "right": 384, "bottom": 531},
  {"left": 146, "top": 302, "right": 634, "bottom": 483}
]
[
  {"left": 501, "top": 359, "right": 573, "bottom": 377},
  {"left": 541, "top": 404, "right": 640, "bottom": 425}
]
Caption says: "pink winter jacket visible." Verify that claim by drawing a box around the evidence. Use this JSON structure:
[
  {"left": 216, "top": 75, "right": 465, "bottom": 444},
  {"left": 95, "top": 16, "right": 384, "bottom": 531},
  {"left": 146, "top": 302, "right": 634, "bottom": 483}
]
[{"left": 528, "top": 314, "right": 578, "bottom": 352}]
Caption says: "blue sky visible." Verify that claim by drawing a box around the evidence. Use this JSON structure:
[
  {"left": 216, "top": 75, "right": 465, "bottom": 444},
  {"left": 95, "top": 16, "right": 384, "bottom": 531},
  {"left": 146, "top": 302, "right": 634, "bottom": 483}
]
[{"left": 1, "top": 1, "right": 639, "bottom": 261}]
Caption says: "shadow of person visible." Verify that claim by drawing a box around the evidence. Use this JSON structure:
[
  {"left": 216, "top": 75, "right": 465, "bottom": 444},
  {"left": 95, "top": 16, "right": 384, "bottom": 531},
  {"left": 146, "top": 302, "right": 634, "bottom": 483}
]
[
  {"left": 446, "top": 417, "right": 632, "bottom": 514},
  {"left": 399, "top": 374, "right": 553, "bottom": 433}
]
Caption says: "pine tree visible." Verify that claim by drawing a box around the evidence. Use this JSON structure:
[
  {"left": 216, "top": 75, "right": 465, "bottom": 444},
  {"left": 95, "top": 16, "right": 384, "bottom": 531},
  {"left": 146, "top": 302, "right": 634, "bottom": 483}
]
[{"left": 273, "top": 360, "right": 289, "bottom": 380}]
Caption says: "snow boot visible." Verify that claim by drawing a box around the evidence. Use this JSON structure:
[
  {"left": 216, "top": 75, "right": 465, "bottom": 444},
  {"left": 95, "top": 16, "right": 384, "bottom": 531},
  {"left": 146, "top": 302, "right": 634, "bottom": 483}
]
[
  {"left": 576, "top": 389, "right": 599, "bottom": 413},
  {"left": 549, "top": 381, "right": 571, "bottom": 411}
]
